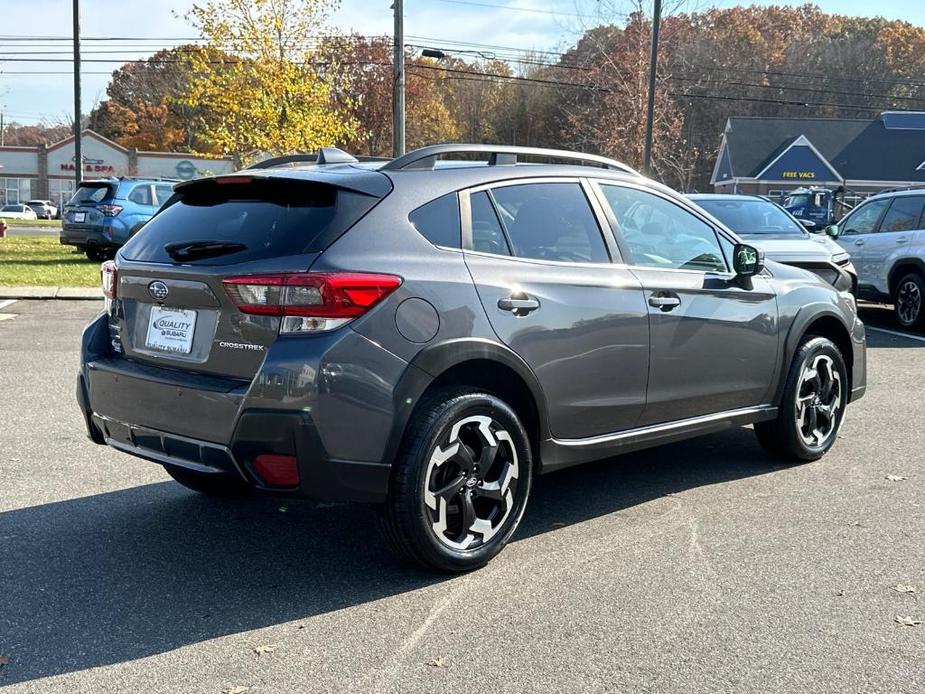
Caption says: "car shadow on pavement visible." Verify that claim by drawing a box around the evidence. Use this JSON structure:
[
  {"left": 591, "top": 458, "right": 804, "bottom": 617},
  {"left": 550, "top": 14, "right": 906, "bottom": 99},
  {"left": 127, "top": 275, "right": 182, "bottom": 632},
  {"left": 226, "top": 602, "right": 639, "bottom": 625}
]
[{"left": 0, "top": 427, "right": 780, "bottom": 686}]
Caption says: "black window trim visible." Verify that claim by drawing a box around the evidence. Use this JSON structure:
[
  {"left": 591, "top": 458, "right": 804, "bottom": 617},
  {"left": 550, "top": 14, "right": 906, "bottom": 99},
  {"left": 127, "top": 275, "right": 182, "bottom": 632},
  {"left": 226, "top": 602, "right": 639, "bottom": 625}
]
[
  {"left": 589, "top": 178, "right": 734, "bottom": 276},
  {"left": 459, "top": 176, "right": 621, "bottom": 266}
]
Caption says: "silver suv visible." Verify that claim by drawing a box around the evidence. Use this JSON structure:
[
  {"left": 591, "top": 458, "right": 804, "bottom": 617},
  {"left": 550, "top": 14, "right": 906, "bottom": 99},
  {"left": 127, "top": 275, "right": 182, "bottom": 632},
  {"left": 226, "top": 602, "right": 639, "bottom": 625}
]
[
  {"left": 77, "top": 145, "right": 866, "bottom": 571},
  {"left": 831, "top": 189, "right": 925, "bottom": 328}
]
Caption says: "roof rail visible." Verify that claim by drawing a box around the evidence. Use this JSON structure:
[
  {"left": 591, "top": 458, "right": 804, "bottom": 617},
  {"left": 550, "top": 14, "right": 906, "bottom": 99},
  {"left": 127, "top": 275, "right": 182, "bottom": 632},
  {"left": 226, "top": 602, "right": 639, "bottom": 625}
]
[
  {"left": 247, "top": 147, "right": 360, "bottom": 170},
  {"left": 876, "top": 183, "right": 925, "bottom": 195},
  {"left": 380, "top": 144, "right": 639, "bottom": 175}
]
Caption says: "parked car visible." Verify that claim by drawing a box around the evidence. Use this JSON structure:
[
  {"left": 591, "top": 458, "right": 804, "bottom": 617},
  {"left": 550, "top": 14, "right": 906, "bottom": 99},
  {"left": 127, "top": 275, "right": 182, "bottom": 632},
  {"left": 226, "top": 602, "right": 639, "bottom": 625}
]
[
  {"left": 0, "top": 203, "right": 38, "bottom": 221},
  {"left": 60, "top": 177, "right": 178, "bottom": 260},
  {"left": 25, "top": 199, "right": 58, "bottom": 220},
  {"left": 688, "top": 194, "right": 857, "bottom": 294},
  {"left": 828, "top": 189, "right": 925, "bottom": 328},
  {"left": 77, "top": 145, "right": 866, "bottom": 571}
]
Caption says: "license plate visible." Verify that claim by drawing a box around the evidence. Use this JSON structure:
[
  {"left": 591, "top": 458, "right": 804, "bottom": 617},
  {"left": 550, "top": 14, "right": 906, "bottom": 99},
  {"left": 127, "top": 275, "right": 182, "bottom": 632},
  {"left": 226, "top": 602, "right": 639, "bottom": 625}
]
[
  {"left": 145, "top": 306, "right": 197, "bottom": 354},
  {"left": 73, "top": 212, "right": 86, "bottom": 223}
]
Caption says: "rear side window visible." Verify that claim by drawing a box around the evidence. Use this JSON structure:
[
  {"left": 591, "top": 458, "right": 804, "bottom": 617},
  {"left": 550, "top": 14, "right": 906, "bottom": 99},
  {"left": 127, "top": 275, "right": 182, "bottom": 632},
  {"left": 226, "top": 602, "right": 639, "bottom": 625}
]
[
  {"left": 879, "top": 196, "right": 925, "bottom": 233},
  {"left": 69, "top": 184, "right": 113, "bottom": 204},
  {"left": 489, "top": 183, "right": 609, "bottom": 263},
  {"left": 409, "top": 193, "right": 460, "bottom": 248},
  {"left": 155, "top": 185, "right": 175, "bottom": 206},
  {"left": 120, "top": 179, "right": 381, "bottom": 265},
  {"left": 128, "top": 185, "right": 153, "bottom": 205}
]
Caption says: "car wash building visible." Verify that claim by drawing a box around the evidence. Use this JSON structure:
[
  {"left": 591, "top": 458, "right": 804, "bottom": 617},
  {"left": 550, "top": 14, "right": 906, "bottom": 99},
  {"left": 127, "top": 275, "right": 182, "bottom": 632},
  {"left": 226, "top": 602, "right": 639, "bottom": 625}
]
[
  {"left": 0, "top": 129, "right": 236, "bottom": 208},
  {"left": 711, "top": 111, "right": 925, "bottom": 205}
]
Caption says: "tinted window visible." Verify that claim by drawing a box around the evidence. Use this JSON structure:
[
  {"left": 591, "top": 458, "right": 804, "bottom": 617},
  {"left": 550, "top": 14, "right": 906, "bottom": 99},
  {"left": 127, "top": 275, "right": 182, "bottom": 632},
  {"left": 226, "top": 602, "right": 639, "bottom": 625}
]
[
  {"left": 601, "top": 185, "right": 727, "bottom": 272},
  {"left": 155, "top": 185, "right": 175, "bottom": 206},
  {"left": 120, "top": 180, "right": 380, "bottom": 265},
  {"left": 840, "top": 199, "right": 889, "bottom": 235},
  {"left": 128, "top": 185, "right": 153, "bottom": 205},
  {"left": 1, "top": 205, "right": 19, "bottom": 212},
  {"left": 879, "top": 196, "right": 925, "bottom": 232},
  {"left": 69, "top": 184, "right": 113, "bottom": 204},
  {"left": 694, "top": 198, "right": 804, "bottom": 235},
  {"left": 490, "top": 183, "right": 609, "bottom": 263},
  {"left": 470, "top": 191, "right": 510, "bottom": 255},
  {"left": 409, "top": 193, "right": 460, "bottom": 248}
]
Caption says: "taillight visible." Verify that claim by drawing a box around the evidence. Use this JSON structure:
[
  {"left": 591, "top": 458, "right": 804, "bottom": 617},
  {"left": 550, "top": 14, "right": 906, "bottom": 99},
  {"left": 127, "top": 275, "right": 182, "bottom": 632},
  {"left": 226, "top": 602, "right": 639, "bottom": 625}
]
[
  {"left": 98, "top": 204, "right": 123, "bottom": 217},
  {"left": 101, "top": 260, "right": 118, "bottom": 300},
  {"left": 222, "top": 272, "right": 402, "bottom": 334}
]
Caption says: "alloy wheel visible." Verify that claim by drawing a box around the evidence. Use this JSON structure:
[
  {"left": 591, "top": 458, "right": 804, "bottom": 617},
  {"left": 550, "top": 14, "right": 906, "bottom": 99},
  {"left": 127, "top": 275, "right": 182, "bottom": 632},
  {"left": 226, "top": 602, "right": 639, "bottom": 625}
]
[
  {"left": 423, "top": 415, "right": 519, "bottom": 550},
  {"left": 896, "top": 279, "right": 922, "bottom": 326},
  {"left": 795, "top": 353, "right": 842, "bottom": 447}
]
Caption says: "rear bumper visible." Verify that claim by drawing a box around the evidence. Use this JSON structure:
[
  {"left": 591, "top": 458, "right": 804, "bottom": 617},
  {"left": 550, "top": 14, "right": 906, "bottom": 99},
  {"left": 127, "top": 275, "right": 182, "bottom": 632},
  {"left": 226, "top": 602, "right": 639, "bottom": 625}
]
[
  {"left": 60, "top": 226, "right": 114, "bottom": 249},
  {"left": 77, "top": 313, "right": 413, "bottom": 503}
]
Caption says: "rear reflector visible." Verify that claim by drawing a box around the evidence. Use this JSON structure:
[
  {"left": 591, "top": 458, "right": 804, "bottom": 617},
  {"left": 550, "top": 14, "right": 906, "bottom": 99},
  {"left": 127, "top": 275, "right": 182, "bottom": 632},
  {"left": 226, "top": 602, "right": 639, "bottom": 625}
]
[
  {"left": 223, "top": 272, "right": 402, "bottom": 333},
  {"left": 252, "top": 453, "right": 300, "bottom": 487},
  {"left": 101, "top": 260, "right": 118, "bottom": 300}
]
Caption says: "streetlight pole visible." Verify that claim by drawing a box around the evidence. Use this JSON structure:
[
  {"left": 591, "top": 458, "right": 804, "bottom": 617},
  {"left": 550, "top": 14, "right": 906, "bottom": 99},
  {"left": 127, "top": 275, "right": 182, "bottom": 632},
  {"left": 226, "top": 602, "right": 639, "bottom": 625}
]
[
  {"left": 392, "top": 0, "right": 405, "bottom": 157},
  {"left": 72, "top": 0, "right": 82, "bottom": 189},
  {"left": 642, "top": 0, "right": 661, "bottom": 177}
]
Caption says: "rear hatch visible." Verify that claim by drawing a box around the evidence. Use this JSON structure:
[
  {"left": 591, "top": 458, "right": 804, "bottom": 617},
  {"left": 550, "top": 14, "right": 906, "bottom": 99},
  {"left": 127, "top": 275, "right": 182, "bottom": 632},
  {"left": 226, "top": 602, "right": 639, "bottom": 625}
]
[
  {"left": 111, "top": 169, "right": 391, "bottom": 380},
  {"left": 63, "top": 180, "right": 118, "bottom": 229}
]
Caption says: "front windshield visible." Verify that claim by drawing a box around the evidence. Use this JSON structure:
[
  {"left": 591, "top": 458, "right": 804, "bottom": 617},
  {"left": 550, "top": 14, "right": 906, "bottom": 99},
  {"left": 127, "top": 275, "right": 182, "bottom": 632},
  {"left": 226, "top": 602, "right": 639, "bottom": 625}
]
[
  {"left": 783, "top": 192, "right": 812, "bottom": 208},
  {"left": 696, "top": 198, "right": 805, "bottom": 235}
]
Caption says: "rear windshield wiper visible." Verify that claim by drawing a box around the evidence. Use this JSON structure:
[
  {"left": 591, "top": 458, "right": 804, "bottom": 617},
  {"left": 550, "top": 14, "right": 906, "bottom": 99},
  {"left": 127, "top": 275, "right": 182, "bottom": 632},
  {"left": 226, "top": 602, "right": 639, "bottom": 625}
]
[{"left": 164, "top": 240, "right": 247, "bottom": 261}]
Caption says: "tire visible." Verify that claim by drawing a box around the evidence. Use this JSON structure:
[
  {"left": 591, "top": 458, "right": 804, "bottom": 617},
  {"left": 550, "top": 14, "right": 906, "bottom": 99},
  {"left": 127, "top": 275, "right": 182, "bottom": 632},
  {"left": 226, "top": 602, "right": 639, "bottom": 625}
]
[
  {"left": 377, "top": 388, "right": 533, "bottom": 572},
  {"left": 163, "top": 464, "right": 251, "bottom": 496},
  {"left": 893, "top": 271, "right": 924, "bottom": 330},
  {"left": 85, "top": 247, "right": 107, "bottom": 262},
  {"left": 755, "top": 336, "right": 848, "bottom": 462}
]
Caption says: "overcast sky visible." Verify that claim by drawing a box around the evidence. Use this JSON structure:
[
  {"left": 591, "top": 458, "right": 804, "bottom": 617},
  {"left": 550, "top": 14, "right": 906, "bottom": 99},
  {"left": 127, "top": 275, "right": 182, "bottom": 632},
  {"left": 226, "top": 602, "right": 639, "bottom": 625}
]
[{"left": 1, "top": 0, "right": 923, "bottom": 129}]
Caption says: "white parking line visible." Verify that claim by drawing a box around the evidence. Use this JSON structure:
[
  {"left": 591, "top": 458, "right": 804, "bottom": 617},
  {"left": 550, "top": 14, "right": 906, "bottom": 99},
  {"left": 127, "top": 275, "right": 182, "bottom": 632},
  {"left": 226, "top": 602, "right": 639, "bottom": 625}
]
[
  {"left": 0, "top": 299, "right": 17, "bottom": 321},
  {"left": 866, "top": 325, "right": 925, "bottom": 343}
]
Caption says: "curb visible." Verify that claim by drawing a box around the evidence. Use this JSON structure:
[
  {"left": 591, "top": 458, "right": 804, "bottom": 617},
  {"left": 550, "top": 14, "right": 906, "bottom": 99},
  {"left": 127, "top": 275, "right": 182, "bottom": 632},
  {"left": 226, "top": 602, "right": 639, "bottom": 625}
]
[{"left": 0, "top": 286, "right": 102, "bottom": 300}]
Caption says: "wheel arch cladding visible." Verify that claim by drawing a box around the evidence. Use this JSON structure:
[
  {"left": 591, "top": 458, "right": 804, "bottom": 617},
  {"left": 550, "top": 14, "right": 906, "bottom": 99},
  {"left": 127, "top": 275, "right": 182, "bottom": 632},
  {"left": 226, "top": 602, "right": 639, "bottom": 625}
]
[
  {"left": 386, "top": 340, "right": 548, "bottom": 470},
  {"left": 798, "top": 314, "right": 854, "bottom": 393},
  {"left": 888, "top": 259, "right": 925, "bottom": 294}
]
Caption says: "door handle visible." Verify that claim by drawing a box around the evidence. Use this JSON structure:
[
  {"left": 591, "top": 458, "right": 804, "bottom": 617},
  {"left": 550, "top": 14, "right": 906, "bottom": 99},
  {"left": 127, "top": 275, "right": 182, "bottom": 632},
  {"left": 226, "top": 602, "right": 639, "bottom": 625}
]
[
  {"left": 648, "top": 295, "right": 681, "bottom": 311},
  {"left": 897, "top": 237, "right": 909, "bottom": 244},
  {"left": 498, "top": 296, "right": 540, "bottom": 314},
  {"left": 854, "top": 239, "right": 865, "bottom": 246}
]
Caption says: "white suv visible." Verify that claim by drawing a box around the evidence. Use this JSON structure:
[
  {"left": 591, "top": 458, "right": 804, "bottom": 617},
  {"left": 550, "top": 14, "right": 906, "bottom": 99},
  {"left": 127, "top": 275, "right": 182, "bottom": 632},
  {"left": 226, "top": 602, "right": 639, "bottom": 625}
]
[{"left": 833, "top": 190, "right": 925, "bottom": 328}]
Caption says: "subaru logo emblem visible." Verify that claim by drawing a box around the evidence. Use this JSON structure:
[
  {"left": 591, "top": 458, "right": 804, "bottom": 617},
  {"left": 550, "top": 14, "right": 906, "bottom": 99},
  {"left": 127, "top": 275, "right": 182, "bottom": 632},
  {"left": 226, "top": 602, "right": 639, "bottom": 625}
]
[{"left": 148, "top": 281, "right": 169, "bottom": 301}]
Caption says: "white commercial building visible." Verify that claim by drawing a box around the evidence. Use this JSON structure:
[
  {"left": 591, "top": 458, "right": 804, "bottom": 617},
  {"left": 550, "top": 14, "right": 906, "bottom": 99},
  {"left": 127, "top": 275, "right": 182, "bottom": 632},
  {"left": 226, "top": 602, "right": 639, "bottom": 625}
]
[{"left": 0, "top": 129, "right": 236, "bottom": 207}]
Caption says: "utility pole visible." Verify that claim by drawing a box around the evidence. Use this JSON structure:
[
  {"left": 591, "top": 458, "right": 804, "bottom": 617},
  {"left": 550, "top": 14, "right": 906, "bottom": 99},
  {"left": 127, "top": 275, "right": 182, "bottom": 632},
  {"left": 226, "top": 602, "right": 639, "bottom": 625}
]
[
  {"left": 392, "top": 0, "right": 405, "bottom": 157},
  {"left": 0, "top": 111, "right": 5, "bottom": 146},
  {"left": 72, "top": 0, "right": 82, "bottom": 189},
  {"left": 642, "top": 0, "right": 661, "bottom": 177}
]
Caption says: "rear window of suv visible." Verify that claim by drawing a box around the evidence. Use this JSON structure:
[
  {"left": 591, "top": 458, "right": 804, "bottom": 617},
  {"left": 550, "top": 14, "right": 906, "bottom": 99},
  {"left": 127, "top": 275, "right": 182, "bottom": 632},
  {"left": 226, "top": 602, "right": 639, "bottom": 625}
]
[
  {"left": 69, "top": 183, "right": 114, "bottom": 204},
  {"left": 119, "top": 178, "right": 382, "bottom": 265}
]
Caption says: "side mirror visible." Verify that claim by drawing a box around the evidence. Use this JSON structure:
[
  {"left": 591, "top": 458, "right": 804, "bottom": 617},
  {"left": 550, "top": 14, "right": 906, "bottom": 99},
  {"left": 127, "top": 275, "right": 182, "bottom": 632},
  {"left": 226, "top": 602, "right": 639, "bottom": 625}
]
[
  {"left": 733, "top": 243, "right": 764, "bottom": 277},
  {"left": 823, "top": 224, "right": 840, "bottom": 238}
]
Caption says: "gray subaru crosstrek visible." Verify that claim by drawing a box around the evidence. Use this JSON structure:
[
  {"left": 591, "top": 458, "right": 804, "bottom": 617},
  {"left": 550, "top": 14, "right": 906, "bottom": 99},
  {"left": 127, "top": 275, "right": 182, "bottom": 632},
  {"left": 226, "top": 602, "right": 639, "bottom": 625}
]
[{"left": 77, "top": 144, "right": 867, "bottom": 571}]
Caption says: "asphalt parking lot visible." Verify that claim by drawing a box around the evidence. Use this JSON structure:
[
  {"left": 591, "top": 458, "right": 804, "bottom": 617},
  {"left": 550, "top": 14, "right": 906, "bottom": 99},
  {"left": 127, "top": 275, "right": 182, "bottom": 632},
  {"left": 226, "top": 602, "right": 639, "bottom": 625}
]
[{"left": 1, "top": 300, "right": 923, "bottom": 693}]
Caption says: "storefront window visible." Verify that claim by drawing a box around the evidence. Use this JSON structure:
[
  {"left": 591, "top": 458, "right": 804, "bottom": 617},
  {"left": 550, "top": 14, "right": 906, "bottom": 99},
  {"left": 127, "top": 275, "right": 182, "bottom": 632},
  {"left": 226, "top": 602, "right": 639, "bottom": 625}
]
[
  {"left": 49, "top": 179, "right": 76, "bottom": 210},
  {"left": 0, "top": 178, "right": 33, "bottom": 205}
]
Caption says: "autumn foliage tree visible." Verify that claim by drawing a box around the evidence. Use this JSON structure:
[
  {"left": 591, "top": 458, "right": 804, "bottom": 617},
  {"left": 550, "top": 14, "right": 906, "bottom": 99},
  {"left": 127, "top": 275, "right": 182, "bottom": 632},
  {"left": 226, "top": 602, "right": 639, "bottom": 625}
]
[{"left": 177, "top": 0, "right": 355, "bottom": 157}]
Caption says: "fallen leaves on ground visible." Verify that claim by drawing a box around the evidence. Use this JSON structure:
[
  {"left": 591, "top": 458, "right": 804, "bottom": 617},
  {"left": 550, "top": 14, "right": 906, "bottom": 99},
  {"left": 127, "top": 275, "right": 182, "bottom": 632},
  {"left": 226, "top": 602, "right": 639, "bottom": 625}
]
[
  {"left": 885, "top": 474, "right": 907, "bottom": 482},
  {"left": 253, "top": 644, "right": 276, "bottom": 655},
  {"left": 894, "top": 616, "right": 921, "bottom": 627},
  {"left": 426, "top": 656, "right": 448, "bottom": 668},
  {"left": 893, "top": 584, "right": 917, "bottom": 594}
]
